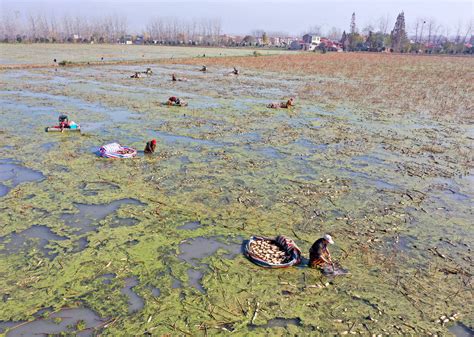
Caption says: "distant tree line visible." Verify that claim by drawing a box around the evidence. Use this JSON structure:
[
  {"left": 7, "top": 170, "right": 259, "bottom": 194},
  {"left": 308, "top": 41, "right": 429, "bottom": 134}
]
[
  {"left": 145, "top": 17, "right": 223, "bottom": 45},
  {"left": 0, "top": 13, "right": 128, "bottom": 43},
  {"left": 0, "top": 12, "right": 224, "bottom": 45},
  {"left": 0, "top": 10, "right": 472, "bottom": 54},
  {"left": 339, "top": 12, "right": 473, "bottom": 54}
]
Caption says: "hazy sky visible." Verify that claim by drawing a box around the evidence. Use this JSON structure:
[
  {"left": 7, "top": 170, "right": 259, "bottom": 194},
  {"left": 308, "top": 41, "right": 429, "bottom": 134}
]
[{"left": 1, "top": 0, "right": 473, "bottom": 35}]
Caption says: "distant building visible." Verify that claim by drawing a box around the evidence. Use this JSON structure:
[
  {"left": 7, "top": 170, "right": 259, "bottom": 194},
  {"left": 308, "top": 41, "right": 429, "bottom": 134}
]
[
  {"left": 270, "top": 37, "right": 281, "bottom": 46},
  {"left": 279, "top": 37, "right": 295, "bottom": 47},
  {"left": 134, "top": 35, "right": 145, "bottom": 45},
  {"left": 290, "top": 40, "right": 305, "bottom": 50},
  {"left": 320, "top": 38, "right": 343, "bottom": 52},
  {"left": 302, "top": 34, "right": 321, "bottom": 50},
  {"left": 120, "top": 35, "right": 133, "bottom": 44}
]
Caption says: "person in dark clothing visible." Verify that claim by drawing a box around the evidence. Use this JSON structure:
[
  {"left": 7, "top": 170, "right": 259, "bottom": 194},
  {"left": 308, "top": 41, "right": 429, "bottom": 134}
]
[
  {"left": 200, "top": 65, "right": 207, "bottom": 72},
  {"left": 171, "top": 74, "right": 188, "bottom": 82},
  {"left": 167, "top": 96, "right": 187, "bottom": 106},
  {"left": 144, "top": 139, "right": 157, "bottom": 153},
  {"left": 308, "top": 234, "right": 334, "bottom": 268},
  {"left": 168, "top": 96, "right": 180, "bottom": 105},
  {"left": 267, "top": 97, "right": 295, "bottom": 109},
  {"left": 58, "top": 114, "right": 69, "bottom": 132},
  {"left": 232, "top": 67, "right": 239, "bottom": 75}
]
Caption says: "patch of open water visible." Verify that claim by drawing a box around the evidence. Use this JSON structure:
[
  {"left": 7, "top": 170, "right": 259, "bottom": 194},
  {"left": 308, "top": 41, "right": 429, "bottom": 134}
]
[
  {"left": 61, "top": 198, "right": 146, "bottom": 234},
  {"left": 449, "top": 322, "right": 474, "bottom": 337},
  {"left": 121, "top": 277, "right": 145, "bottom": 313},
  {"left": 0, "top": 225, "right": 67, "bottom": 259},
  {"left": 186, "top": 268, "right": 206, "bottom": 293},
  {"left": 151, "top": 287, "right": 161, "bottom": 297},
  {"left": 249, "top": 317, "right": 302, "bottom": 330},
  {"left": 171, "top": 277, "right": 183, "bottom": 289},
  {"left": 4, "top": 308, "right": 105, "bottom": 337},
  {"left": 177, "top": 221, "right": 201, "bottom": 230},
  {"left": 0, "top": 322, "right": 23, "bottom": 334},
  {"left": 0, "top": 163, "right": 45, "bottom": 188},
  {"left": 0, "top": 184, "right": 10, "bottom": 197},
  {"left": 178, "top": 236, "right": 242, "bottom": 266},
  {"left": 72, "top": 237, "right": 89, "bottom": 253},
  {"left": 100, "top": 273, "right": 116, "bottom": 285},
  {"left": 177, "top": 236, "right": 242, "bottom": 292},
  {"left": 256, "top": 146, "right": 285, "bottom": 159}
]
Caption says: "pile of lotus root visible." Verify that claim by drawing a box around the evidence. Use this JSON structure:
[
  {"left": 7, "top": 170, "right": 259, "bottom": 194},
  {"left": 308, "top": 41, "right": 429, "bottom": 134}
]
[{"left": 248, "top": 238, "right": 290, "bottom": 264}]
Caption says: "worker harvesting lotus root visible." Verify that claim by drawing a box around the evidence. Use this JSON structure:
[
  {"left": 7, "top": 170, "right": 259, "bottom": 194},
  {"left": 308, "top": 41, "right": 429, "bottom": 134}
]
[
  {"left": 130, "top": 72, "right": 141, "bottom": 78},
  {"left": 267, "top": 97, "right": 295, "bottom": 109},
  {"left": 144, "top": 139, "right": 156, "bottom": 154},
  {"left": 171, "top": 74, "right": 188, "bottom": 82},
  {"left": 309, "top": 234, "right": 334, "bottom": 269},
  {"left": 167, "top": 96, "right": 188, "bottom": 106}
]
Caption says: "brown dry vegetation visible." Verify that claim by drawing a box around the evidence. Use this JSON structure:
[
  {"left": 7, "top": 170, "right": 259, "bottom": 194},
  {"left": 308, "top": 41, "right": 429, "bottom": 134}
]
[{"left": 163, "top": 53, "right": 474, "bottom": 121}]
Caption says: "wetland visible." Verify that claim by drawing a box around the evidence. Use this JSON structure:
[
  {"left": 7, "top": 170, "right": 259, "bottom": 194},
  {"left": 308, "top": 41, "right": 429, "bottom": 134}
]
[{"left": 0, "top": 46, "right": 472, "bottom": 336}]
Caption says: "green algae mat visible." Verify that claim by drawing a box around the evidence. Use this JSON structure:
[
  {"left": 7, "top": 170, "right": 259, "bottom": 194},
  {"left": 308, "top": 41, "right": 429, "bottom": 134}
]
[{"left": 0, "top": 59, "right": 472, "bottom": 336}]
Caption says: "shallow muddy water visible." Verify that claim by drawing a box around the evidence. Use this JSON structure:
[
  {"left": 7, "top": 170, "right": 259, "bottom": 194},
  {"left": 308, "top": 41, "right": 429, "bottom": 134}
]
[
  {"left": 449, "top": 322, "right": 474, "bottom": 337},
  {"left": 249, "top": 317, "right": 302, "bottom": 330},
  {"left": 177, "top": 220, "right": 201, "bottom": 230},
  {"left": 0, "top": 162, "right": 45, "bottom": 188},
  {"left": 4, "top": 308, "right": 105, "bottom": 337},
  {"left": 0, "top": 61, "right": 472, "bottom": 336},
  {"left": 178, "top": 236, "right": 242, "bottom": 293},
  {"left": 61, "top": 198, "right": 145, "bottom": 234},
  {"left": 0, "top": 225, "right": 67, "bottom": 260},
  {"left": 121, "top": 277, "right": 145, "bottom": 314}
]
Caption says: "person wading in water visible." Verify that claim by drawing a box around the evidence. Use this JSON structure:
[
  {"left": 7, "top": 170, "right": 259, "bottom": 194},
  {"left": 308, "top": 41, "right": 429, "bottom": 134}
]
[
  {"left": 267, "top": 97, "right": 295, "bottom": 109},
  {"left": 308, "top": 234, "right": 334, "bottom": 269},
  {"left": 144, "top": 139, "right": 157, "bottom": 154},
  {"left": 167, "top": 96, "right": 187, "bottom": 106}
]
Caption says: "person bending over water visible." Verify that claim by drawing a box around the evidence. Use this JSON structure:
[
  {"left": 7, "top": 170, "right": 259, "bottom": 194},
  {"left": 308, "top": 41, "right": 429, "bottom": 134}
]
[
  {"left": 267, "top": 97, "right": 295, "bottom": 109},
  {"left": 144, "top": 139, "right": 157, "bottom": 153},
  {"left": 167, "top": 96, "right": 188, "bottom": 106},
  {"left": 57, "top": 114, "right": 78, "bottom": 132},
  {"left": 172, "top": 74, "right": 188, "bottom": 82},
  {"left": 308, "top": 234, "right": 334, "bottom": 269},
  {"left": 58, "top": 114, "right": 69, "bottom": 132}
]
